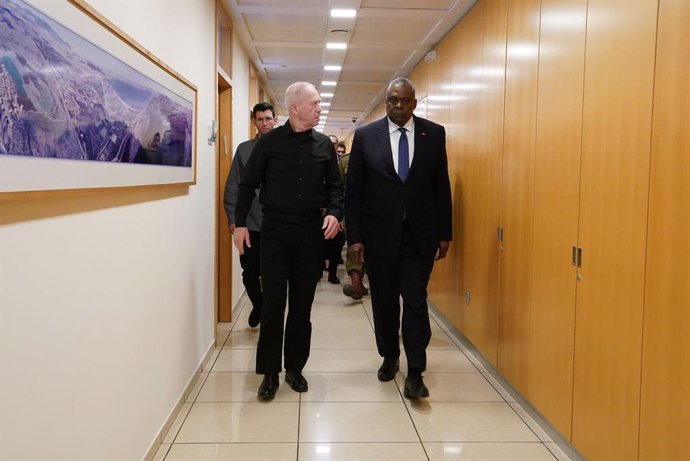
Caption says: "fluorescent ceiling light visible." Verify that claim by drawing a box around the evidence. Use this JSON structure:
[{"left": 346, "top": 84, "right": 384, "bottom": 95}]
[
  {"left": 324, "top": 65, "right": 342, "bottom": 71},
  {"left": 322, "top": 81, "right": 337, "bottom": 86},
  {"left": 320, "top": 102, "right": 331, "bottom": 106},
  {"left": 331, "top": 9, "right": 357, "bottom": 18},
  {"left": 320, "top": 93, "right": 334, "bottom": 98},
  {"left": 326, "top": 42, "right": 347, "bottom": 50}
]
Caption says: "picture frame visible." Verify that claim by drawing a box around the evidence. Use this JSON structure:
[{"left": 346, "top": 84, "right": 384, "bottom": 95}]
[{"left": 0, "top": 0, "right": 198, "bottom": 198}]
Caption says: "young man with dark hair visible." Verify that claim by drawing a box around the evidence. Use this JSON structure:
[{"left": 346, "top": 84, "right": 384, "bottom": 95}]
[{"left": 224, "top": 102, "right": 277, "bottom": 327}]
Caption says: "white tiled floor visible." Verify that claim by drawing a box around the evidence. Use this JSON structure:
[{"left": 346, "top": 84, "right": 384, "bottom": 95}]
[{"left": 155, "top": 271, "right": 572, "bottom": 460}]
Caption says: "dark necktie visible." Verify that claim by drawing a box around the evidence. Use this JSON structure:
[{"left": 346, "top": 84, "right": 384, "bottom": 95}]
[{"left": 398, "top": 127, "right": 409, "bottom": 181}]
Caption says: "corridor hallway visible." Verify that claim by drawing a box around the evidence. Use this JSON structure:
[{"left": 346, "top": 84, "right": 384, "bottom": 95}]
[{"left": 154, "top": 273, "right": 574, "bottom": 460}]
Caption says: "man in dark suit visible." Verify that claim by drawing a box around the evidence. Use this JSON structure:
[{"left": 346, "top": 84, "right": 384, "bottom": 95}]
[{"left": 345, "top": 77, "right": 452, "bottom": 399}]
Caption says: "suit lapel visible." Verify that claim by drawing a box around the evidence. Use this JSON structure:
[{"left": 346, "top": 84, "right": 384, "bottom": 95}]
[
  {"left": 376, "top": 117, "right": 400, "bottom": 181},
  {"left": 408, "top": 116, "right": 427, "bottom": 179}
]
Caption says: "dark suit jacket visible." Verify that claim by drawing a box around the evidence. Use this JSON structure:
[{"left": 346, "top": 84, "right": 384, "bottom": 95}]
[{"left": 345, "top": 115, "right": 452, "bottom": 257}]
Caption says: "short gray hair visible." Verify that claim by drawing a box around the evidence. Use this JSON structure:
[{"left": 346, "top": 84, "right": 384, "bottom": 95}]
[
  {"left": 285, "top": 82, "right": 317, "bottom": 110},
  {"left": 387, "top": 77, "right": 415, "bottom": 95}
]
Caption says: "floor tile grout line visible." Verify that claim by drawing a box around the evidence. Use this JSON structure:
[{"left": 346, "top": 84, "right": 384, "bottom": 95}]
[
  {"left": 158, "top": 442, "right": 172, "bottom": 460},
  {"left": 544, "top": 441, "right": 570, "bottom": 461},
  {"left": 295, "top": 392, "right": 302, "bottom": 461},
  {"left": 395, "top": 379, "right": 432, "bottom": 461},
  {"left": 166, "top": 402, "right": 194, "bottom": 447}
]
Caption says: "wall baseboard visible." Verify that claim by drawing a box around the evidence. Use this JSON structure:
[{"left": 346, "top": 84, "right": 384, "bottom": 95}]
[
  {"left": 144, "top": 292, "right": 248, "bottom": 459},
  {"left": 142, "top": 339, "right": 216, "bottom": 461},
  {"left": 428, "top": 301, "right": 585, "bottom": 461}
]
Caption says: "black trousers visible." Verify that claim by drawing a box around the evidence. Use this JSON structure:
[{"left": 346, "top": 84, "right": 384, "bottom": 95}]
[
  {"left": 365, "top": 224, "right": 435, "bottom": 372},
  {"left": 256, "top": 216, "right": 324, "bottom": 374},
  {"left": 240, "top": 230, "right": 262, "bottom": 312},
  {"left": 326, "top": 230, "right": 345, "bottom": 278}
]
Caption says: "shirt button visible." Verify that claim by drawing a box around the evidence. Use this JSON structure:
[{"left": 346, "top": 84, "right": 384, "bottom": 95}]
[
  {"left": 298, "top": 194, "right": 302, "bottom": 197},
  {"left": 298, "top": 177, "right": 302, "bottom": 181}
]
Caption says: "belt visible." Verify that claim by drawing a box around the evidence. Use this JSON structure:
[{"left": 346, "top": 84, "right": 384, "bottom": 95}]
[{"left": 263, "top": 208, "right": 322, "bottom": 224}]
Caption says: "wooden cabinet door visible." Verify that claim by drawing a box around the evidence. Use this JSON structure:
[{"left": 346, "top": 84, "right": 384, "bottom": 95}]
[
  {"left": 528, "top": 0, "right": 587, "bottom": 439},
  {"left": 449, "top": 0, "right": 508, "bottom": 365},
  {"left": 497, "top": 0, "right": 541, "bottom": 396},
  {"left": 572, "top": 1, "right": 658, "bottom": 459},
  {"left": 639, "top": 0, "right": 690, "bottom": 458}
]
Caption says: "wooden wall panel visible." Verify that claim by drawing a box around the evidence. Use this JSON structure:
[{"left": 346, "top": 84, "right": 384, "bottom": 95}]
[
  {"left": 446, "top": 13, "right": 477, "bottom": 333},
  {"left": 448, "top": 0, "right": 508, "bottom": 365},
  {"left": 425, "top": 41, "right": 455, "bottom": 318},
  {"left": 572, "top": 0, "right": 658, "bottom": 459},
  {"left": 528, "top": 0, "right": 586, "bottom": 438},
  {"left": 639, "top": 0, "right": 690, "bottom": 458},
  {"left": 496, "top": 0, "right": 541, "bottom": 396}
]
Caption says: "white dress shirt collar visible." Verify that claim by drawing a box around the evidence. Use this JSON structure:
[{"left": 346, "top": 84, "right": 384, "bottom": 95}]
[{"left": 388, "top": 116, "right": 414, "bottom": 135}]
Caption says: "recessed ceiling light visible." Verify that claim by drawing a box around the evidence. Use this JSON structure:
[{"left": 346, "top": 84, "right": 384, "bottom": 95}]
[
  {"left": 331, "top": 9, "right": 357, "bottom": 18},
  {"left": 322, "top": 81, "right": 337, "bottom": 86},
  {"left": 320, "top": 93, "right": 334, "bottom": 98},
  {"left": 326, "top": 42, "right": 347, "bottom": 50},
  {"left": 324, "top": 65, "right": 342, "bottom": 71}
]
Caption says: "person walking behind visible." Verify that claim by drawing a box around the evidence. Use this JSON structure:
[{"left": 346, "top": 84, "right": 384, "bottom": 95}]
[
  {"left": 234, "top": 82, "right": 344, "bottom": 400},
  {"left": 224, "top": 102, "right": 277, "bottom": 327},
  {"left": 337, "top": 142, "right": 368, "bottom": 300},
  {"left": 345, "top": 77, "right": 452, "bottom": 399}
]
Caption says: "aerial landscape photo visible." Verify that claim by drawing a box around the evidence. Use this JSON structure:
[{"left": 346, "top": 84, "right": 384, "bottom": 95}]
[{"left": 0, "top": 0, "right": 194, "bottom": 167}]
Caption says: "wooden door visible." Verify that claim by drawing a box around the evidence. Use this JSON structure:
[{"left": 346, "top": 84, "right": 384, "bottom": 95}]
[
  {"left": 572, "top": 1, "right": 658, "bottom": 459},
  {"left": 496, "top": 0, "right": 541, "bottom": 396},
  {"left": 217, "top": 77, "right": 233, "bottom": 322},
  {"left": 639, "top": 0, "right": 690, "bottom": 458},
  {"left": 528, "top": 0, "right": 587, "bottom": 438}
]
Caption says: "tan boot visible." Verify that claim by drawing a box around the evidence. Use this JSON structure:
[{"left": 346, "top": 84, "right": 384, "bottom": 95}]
[{"left": 342, "top": 270, "right": 365, "bottom": 300}]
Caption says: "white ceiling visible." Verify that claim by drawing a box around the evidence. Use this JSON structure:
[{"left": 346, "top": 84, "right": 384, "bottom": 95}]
[{"left": 221, "top": 0, "right": 477, "bottom": 140}]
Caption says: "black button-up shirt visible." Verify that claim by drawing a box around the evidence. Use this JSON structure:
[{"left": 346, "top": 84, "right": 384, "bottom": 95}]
[{"left": 235, "top": 121, "right": 344, "bottom": 227}]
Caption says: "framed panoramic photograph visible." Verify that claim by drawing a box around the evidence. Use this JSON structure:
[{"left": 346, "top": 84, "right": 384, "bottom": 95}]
[{"left": 0, "top": 0, "right": 197, "bottom": 197}]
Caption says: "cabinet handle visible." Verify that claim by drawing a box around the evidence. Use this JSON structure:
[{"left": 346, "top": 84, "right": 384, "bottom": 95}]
[
  {"left": 577, "top": 247, "right": 583, "bottom": 268},
  {"left": 572, "top": 246, "right": 577, "bottom": 266}
]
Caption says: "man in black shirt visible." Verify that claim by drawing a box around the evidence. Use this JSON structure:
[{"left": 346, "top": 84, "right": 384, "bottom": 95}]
[{"left": 234, "top": 82, "right": 343, "bottom": 400}]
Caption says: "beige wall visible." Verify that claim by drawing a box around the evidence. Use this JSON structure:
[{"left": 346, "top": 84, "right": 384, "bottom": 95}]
[{"left": 229, "top": 29, "right": 252, "bottom": 312}]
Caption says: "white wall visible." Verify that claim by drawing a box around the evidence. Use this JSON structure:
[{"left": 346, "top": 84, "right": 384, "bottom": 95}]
[
  {"left": 0, "top": 0, "right": 224, "bottom": 459},
  {"left": 229, "top": 30, "right": 251, "bottom": 311}
]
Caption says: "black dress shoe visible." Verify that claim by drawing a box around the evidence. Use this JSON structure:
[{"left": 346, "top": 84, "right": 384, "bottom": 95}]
[
  {"left": 258, "top": 374, "right": 279, "bottom": 400},
  {"left": 377, "top": 357, "right": 399, "bottom": 382},
  {"left": 285, "top": 371, "right": 308, "bottom": 392},
  {"left": 403, "top": 374, "right": 430, "bottom": 399},
  {"left": 328, "top": 275, "right": 340, "bottom": 284},
  {"left": 248, "top": 308, "right": 261, "bottom": 328}
]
